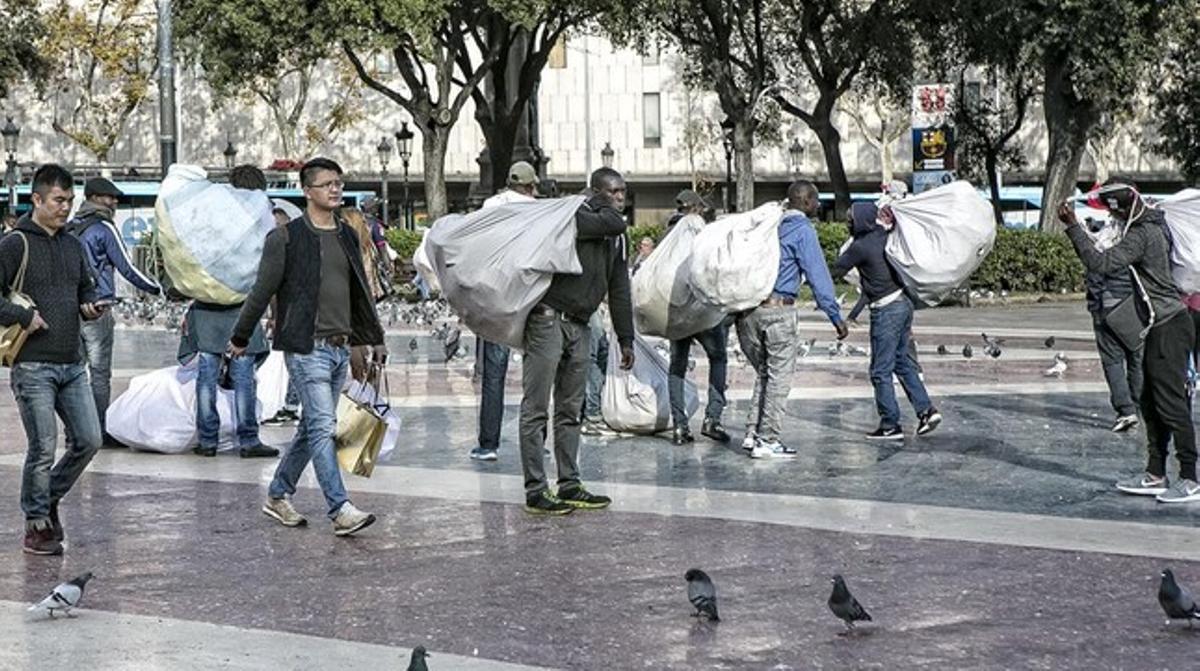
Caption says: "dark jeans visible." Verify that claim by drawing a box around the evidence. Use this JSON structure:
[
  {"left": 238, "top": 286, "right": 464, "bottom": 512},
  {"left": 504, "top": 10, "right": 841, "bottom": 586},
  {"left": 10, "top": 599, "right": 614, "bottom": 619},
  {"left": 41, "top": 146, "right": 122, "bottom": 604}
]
[
  {"left": 668, "top": 323, "right": 728, "bottom": 428},
  {"left": 583, "top": 311, "right": 607, "bottom": 419},
  {"left": 519, "top": 311, "right": 589, "bottom": 497},
  {"left": 10, "top": 362, "right": 102, "bottom": 524},
  {"left": 1092, "top": 317, "right": 1144, "bottom": 417},
  {"left": 196, "top": 352, "right": 260, "bottom": 449},
  {"left": 79, "top": 311, "right": 115, "bottom": 435},
  {"left": 1143, "top": 311, "right": 1197, "bottom": 481},
  {"left": 477, "top": 340, "right": 510, "bottom": 451},
  {"left": 869, "top": 297, "right": 932, "bottom": 429}
]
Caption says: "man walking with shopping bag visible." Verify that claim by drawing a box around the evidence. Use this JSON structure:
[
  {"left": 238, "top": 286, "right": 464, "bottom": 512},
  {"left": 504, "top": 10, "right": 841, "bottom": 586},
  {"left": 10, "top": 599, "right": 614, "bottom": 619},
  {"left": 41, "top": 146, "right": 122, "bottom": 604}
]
[{"left": 228, "top": 157, "right": 387, "bottom": 536}]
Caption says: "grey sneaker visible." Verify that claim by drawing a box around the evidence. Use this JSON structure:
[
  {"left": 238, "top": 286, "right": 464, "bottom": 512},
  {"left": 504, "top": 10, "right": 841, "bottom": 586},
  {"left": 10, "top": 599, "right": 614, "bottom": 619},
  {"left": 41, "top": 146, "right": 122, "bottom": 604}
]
[
  {"left": 1156, "top": 479, "right": 1200, "bottom": 504},
  {"left": 262, "top": 497, "right": 307, "bottom": 527},
  {"left": 469, "top": 447, "right": 498, "bottom": 461},
  {"left": 750, "top": 440, "right": 797, "bottom": 459},
  {"left": 332, "top": 502, "right": 376, "bottom": 536},
  {"left": 1111, "top": 415, "right": 1139, "bottom": 433},
  {"left": 1115, "top": 472, "right": 1169, "bottom": 496},
  {"left": 581, "top": 418, "right": 616, "bottom": 436}
]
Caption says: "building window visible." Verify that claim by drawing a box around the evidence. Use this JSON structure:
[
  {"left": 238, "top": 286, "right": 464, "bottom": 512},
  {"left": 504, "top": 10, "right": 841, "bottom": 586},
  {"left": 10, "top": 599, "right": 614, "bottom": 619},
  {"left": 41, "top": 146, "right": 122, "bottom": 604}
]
[
  {"left": 643, "top": 93, "right": 662, "bottom": 148},
  {"left": 548, "top": 36, "right": 568, "bottom": 69}
]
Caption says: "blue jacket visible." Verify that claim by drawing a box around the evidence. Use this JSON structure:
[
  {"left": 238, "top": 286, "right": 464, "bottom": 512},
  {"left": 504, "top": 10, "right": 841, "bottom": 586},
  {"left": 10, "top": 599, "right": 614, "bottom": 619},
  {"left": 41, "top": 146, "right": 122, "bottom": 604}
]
[
  {"left": 67, "top": 202, "right": 161, "bottom": 301},
  {"left": 773, "top": 210, "right": 842, "bottom": 325}
]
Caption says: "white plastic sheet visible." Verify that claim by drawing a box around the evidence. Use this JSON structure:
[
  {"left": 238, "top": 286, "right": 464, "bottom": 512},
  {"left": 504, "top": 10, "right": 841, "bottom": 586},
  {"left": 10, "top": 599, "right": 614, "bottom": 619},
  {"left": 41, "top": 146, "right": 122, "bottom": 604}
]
[
  {"left": 1159, "top": 189, "right": 1200, "bottom": 294},
  {"left": 688, "top": 202, "right": 785, "bottom": 312},
  {"left": 255, "top": 351, "right": 290, "bottom": 421},
  {"left": 426, "top": 196, "right": 585, "bottom": 349},
  {"left": 885, "top": 181, "right": 996, "bottom": 306},
  {"left": 412, "top": 232, "right": 441, "bottom": 294},
  {"left": 601, "top": 333, "right": 699, "bottom": 434},
  {"left": 632, "top": 215, "right": 726, "bottom": 340}
]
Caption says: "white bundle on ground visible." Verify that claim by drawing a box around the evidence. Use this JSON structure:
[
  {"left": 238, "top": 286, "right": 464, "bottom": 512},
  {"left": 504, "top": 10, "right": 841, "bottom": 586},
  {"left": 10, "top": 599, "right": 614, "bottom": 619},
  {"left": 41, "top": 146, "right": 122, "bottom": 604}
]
[
  {"left": 885, "top": 181, "right": 996, "bottom": 306},
  {"left": 1159, "top": 189, "right": 1200, "bottom": 293},
  {"left": 155, "top": 165, "right": 275, "bottom": 305},
  {"left": 601, "top": 333, "right": 699, "bottom": 434},
  {"left": 688, "top": 202, "right": 785, "bottom": 312},
  {"left": 632, "top": 214, "right": 726, "bottom": 340},
  {"left": 426, "top": 196, "right": 585, "bottom": 349},
  {"left": 107, "top": 364, "right": 269, "bottom": 453}
]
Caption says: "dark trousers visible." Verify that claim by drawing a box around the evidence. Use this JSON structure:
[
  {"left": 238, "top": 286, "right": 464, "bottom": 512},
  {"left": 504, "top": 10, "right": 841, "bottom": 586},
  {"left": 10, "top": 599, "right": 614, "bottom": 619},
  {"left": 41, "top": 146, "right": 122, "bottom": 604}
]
[
  {"left": 668, "top": 323, "right": 728, "bottom": 427},
  {"left": 1143, "top": 311, "right": 1197, "bottom": 481},
  {"left": 1093, "top": 317, "right": 1144, "bottom": 418},
  {"left": 477, "top": 340, "right": 510, "bottom": 451},
  {"left": 519, "top": 311, "right": 589, "bottom": 496}
]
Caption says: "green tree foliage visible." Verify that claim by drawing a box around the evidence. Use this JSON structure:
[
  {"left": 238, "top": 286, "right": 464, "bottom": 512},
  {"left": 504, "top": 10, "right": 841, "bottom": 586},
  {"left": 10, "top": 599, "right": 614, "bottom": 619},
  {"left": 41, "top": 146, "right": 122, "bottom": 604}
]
[
  {"left": 1154, "top": 3, "right": 1200, "bottom": 184},
  {"left": 0, "top": 0, "right": 47, "bottom": 98}
]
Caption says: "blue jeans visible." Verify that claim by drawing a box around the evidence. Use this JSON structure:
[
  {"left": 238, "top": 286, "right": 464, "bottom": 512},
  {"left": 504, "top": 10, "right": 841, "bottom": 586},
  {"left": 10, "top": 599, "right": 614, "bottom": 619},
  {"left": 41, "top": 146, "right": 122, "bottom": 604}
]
[
  {"left": 196, "top": 352, "right": 260, "bottom": 449},
  {"left": 583, "top": 312, "right": 607, "bottom": 419},
  {"left": 869, "top": 297, "right": 932, "bottom": 429},
  {"left": 269, "top": 345, "right": 350, "bottom": 517},
  {"left": 477, "top": 340, "right": 510, "bottom": 450},
  {"left": 668, "top": 323, "right": 729, "bottom": 427},
  {"left": 79, "top": 311, "right": 115, "bottom": 435},
  {"left": 10, "top": 362, "right": 102, "bottom": 523}
]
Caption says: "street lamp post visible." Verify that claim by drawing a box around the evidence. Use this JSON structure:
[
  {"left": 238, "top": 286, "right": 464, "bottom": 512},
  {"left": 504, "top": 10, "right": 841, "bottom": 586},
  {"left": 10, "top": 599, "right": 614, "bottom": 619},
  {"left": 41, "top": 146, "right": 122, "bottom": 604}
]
[
  {"left": 222, "top": 140, "right": 237, "bottom": 169},
  {"left": 720, "top": 116, "right": 735, "bottom": 213},
  {"left": 788, "top": 137, "right": 804, "bottom": 177},
  {"left": 2, "top": 117, "right": 20, "bottom": 215},
  {"left": 394, "top": 122, "right": 413, "bottom": 230},
  {"left": 600, "top": 141, "right": 614, "bottom": 169},
  {"left": 376, "top": 136, "right": 392, "bottom": 229}
]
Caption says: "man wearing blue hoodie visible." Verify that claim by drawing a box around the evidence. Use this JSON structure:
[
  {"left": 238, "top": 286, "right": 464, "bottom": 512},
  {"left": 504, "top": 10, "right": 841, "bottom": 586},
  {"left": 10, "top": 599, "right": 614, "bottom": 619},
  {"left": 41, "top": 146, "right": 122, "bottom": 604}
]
[{"left": 832, "top": 202, "right": 941, "bottom": 440}]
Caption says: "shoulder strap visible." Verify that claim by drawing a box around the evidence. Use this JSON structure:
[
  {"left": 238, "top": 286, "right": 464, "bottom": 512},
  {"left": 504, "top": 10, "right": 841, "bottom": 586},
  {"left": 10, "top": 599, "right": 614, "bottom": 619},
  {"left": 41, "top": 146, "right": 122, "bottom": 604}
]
[
  {"left": 10, "top": 232, "right": 29, "bottom": 294},
  {"left": 1127, "top": 266, "right": 1156, "bottom": 331}
]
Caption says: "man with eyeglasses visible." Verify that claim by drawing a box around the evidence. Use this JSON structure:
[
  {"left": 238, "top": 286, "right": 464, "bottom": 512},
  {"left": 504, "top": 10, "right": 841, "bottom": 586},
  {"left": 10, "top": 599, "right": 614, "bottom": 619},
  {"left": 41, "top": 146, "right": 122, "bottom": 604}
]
[{"left": 228, "top": 157, "right": 388, "bottom": 536}]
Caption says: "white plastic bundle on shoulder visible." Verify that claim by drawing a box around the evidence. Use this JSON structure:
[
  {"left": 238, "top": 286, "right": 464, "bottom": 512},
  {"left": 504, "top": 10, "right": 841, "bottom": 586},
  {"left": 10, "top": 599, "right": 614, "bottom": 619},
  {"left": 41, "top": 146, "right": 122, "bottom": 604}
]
[
  {"left": 687, "top": 201, "right": 785, "bottom": 312},
  {"left": 426, "top": 196, "right": 585, "bottom": 349},
  {"left": 411, "top": 231, "right": 441, "bottom": 294},
  {"left": 632, "top": 215, "right": 726, "bottom": 339},
  {"left": 1158, "top": 189, "right": 1200, "bottom": 294},
  {"left": 885, "top": 181, "right": 996, "bottom": 306},
  {"left": 600, "top": 333, "right": 698, "bottom": 434}
]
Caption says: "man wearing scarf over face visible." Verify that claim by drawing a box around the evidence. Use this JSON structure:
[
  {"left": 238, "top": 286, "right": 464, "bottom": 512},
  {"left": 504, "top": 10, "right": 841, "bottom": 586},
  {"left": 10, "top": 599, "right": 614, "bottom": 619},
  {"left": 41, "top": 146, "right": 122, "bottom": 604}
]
[{"left": 1061, "top": 180, "right": 1199, "bottom": 503}]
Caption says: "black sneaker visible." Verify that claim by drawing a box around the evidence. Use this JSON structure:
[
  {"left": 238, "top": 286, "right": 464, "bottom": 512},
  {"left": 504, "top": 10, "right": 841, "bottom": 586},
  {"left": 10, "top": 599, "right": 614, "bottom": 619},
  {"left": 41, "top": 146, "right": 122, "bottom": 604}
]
[
  {"left": 917, "top": 409, "right": 943, "bottom": 436},
  {"left": 193, "top": 445, "right": 217, "bottom": 457},
  {"left": 866, "top": 426, "right": 904, "bottom": 441},
  {"left": 239, "top": 443, "right": 280, "bottom": 459},
  {"left": 701, "top": 418, "right": 730, "bottom": 443},
  {"left": 261, "top": 409, "right": 299, "bottom": 427},
  {"left": 672, "top": 427, "right": 695, "bottom": 446},
  {"left": 557, "top": 485, "right": 612, "bottom": 510},
  {"left": 48, "top": 500, "right": 63, "bottom": 543},
  {"left": 524, "top": 491, "right": 574, "bottom": 516}
]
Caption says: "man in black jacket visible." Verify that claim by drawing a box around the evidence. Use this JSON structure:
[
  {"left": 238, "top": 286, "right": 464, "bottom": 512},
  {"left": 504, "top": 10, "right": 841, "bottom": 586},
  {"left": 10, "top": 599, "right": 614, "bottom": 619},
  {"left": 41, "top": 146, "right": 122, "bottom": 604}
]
[
  {"left": 1082, "top": 218, "right": 1142, "bottom": 434},
  {"left": 1061, "top": 181, "right": 1197, "bottom": 503},
  {"left": 0, "top": 164, "right": 106, "bottom": 555},
  {"left": 520, "top": 167, "right": 635, "bottom": 515},
  {"left": 228, "top": 157, "right": 387, "bottom": 536}
]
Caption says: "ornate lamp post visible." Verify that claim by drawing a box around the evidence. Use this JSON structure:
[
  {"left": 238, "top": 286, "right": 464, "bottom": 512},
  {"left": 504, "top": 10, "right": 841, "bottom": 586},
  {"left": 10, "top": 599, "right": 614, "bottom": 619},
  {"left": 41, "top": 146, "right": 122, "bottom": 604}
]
[
  {"left": 720, "top": 116, "right": 736, "bottom": 213},
  {"left": 2, "top": 117, "right": 20, "bottom": 214},
  {"left": 376, "top": 136, "right": 392, "bottom": 228},
  {"left": 600, "top": 141, "right": 614, "bottom": 168},
  {"left": 788, "top": 137, "right": 805, "bottom": 177},
  {"left": 394, "top": 122, "right": 413, "bottom": 230},
  {"left": 222, "top": 140, "right": 237, "bottom": 169}
]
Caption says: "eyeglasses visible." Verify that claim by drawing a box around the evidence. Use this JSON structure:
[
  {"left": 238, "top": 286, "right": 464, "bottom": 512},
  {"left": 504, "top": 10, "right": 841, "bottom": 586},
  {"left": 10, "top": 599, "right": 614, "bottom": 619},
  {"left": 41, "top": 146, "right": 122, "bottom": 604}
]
[{"left": 308, "top": 180, "right": 344, "bottom": 191}]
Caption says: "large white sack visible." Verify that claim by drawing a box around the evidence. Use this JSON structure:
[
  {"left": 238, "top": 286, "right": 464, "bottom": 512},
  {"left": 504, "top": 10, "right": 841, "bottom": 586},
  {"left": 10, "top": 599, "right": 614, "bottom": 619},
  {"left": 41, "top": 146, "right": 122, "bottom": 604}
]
[
  {"left": 107, "top": 364, "right": 263, "bottom": 453},
  {"left": 1159, "top": 189, "right": 1200, "bottom": 293},
  {"left": 255, "top": 351, "right": 290, "bottom": 420},
  {"left": 885, "top": 180, "right": 996, "bottom": 306},
  {"left": 412, "top": 232, "right": 441, "bottom": 294},
  {"left": 427, "top": 196, "right": 585, "bottom": 349},
  {"left": 688, "top": 202, "right": 785, "bottom": 312},
  {"left": 155, "top": 164, "right": 275, "bottom": 305},
  {"left": 601, "top": 333, "right": 699, "bottom": 434},
  {"left": 632, "top": 215, "right": 726, "bottom": 339}
]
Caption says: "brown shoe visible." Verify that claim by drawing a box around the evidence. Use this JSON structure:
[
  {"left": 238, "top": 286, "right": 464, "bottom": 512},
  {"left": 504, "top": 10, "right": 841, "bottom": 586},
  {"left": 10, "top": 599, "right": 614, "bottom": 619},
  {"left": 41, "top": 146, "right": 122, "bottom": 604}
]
[
  {"left": 23, "top": 522, "right": 63, "bottom": 556},
  {"left": 48, "top": 501, "right": 63, "bottom": 543}
]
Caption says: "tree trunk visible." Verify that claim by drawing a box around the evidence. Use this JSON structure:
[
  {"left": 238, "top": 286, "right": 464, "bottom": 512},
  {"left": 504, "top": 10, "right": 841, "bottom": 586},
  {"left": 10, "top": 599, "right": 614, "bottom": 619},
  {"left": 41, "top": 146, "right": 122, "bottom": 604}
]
[
  {"left": 1040, "top": 56, "right": 1096, "bottom": 233},
  {"left": 734, "top": 120, "right": 754, "bottom": 211},
  {"left": 815, "top": 121, "right": 850, "bottom": 220},
  {"left": 880, "top": 140, "right": 894, "bottom": 184},
  {"left": 985, "top": 152, "right": 1003, "bottom": 226},
  {"left": 422, "top": 126, "right": 450, "bottom": 221}
]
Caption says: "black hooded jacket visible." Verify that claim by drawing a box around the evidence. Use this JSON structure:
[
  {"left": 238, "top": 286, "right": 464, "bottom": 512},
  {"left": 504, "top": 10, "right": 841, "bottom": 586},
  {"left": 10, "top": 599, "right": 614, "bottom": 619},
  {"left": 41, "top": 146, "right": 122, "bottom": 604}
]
[{"left": 831, "top": 202, "right": 904, "bottom": 304}]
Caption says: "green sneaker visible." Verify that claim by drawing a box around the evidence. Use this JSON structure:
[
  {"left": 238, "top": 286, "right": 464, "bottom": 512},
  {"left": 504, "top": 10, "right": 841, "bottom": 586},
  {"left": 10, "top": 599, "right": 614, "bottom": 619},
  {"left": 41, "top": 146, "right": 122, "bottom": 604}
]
[
  {"left": 524, "top": 491, "right": 574, "bottom": 516},
  {"left": 557, "top": 485, "right": 612, "bottom": 510}
]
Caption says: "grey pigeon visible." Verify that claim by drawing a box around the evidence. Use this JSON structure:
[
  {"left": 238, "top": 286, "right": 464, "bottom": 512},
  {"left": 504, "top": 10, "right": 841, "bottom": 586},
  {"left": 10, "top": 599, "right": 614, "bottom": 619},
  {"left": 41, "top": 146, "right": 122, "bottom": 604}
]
[
  {"left": 936, "top": 344, "right": 948, "bottom": 356},
  {"left": 828, "top": 574, "right": 871, "bottom": 631},
  {"left": 407, "top": 645, "right": 431, "bottom": 671},
  {"left": 1159, "top": 569, "right": 1200, "bottom": 627},
  {"left": 981, "top": 333, "right": 1004, "bottom": 358},
  {"left": 684, "top": 568, "right": 720, "bottom": 621},
  {"left": 29, "top": 572, "right": 93, "bottom": 618},
  {"left": 1044, "top": 335, "right": 1056, "bottom": 349},
  {"left": 442, "top": 327, "right": 461, "bottom": 363},
  {"left": 962, "top": 344, "right": 973, "bottom": 359},
  {"left": 798, "top": 338, "right": 816, "bottom": 358},
  {"left": 1044, "top": 353, "right": 1068, "bottom": 378},
  {"left": 408, "top": 338, "right": 419, "bottom": 352}
]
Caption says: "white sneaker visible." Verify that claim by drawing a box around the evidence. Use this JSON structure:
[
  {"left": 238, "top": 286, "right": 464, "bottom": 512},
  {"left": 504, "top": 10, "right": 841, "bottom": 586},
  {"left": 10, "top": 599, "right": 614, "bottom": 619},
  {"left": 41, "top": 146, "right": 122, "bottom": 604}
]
[
  {"left": 741, "top": 431, "right": 758, "bottom": 453},
  {"left": 750, "top": 440, "right": 798, "bottom": 459},
  {"left": 262, "top": 497, "right": 307, "bottom": 527},
  {"left": 1111, "top": 415, "right": 1139, "bottom": 433},
  {"left": 332, "top": 502, "right": 376, "bottom": 536}
]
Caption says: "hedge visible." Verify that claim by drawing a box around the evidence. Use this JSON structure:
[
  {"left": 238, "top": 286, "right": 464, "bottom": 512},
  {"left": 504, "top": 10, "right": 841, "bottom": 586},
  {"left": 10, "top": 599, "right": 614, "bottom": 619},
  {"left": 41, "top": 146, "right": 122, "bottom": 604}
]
[{"left": 384, "top": 228, "right": 425, "bottom": 261}]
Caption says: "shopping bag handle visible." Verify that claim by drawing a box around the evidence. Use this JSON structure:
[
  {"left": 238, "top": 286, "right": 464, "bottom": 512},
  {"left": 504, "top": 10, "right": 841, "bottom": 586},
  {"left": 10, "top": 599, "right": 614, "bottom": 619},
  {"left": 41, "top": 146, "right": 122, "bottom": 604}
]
[{"left": 367, "top": 362, "right": 391, "bottom": 413}]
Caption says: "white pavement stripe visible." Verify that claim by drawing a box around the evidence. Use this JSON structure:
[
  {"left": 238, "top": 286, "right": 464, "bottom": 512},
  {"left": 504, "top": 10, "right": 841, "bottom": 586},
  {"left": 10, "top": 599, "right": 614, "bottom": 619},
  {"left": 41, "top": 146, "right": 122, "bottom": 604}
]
[
  {"left": 0, "top": 600, "right": 552, "bottom": 671},
  {"left": 12, "top": 451, "right": 1199, "bottom": 562}
]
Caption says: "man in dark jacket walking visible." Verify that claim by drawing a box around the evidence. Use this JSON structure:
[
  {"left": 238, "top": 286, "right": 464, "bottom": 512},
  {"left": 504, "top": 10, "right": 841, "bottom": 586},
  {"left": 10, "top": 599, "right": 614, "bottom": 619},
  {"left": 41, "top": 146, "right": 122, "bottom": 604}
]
[
  {"left": 228, "top": 157, "right": 387, "bottom": 536},
  {"left": 832, "top": 202, "right": 940, "bottom": 440},
  {"left": 1082, "top": 218, "right": 1142, "bottom": 434},
  {"left": 1061, "top": 181, "right": 1198, "bottom": 503},
  {"left": 0, "top": 164, "right": 106, "bottom": 555},
  {"left": 68, "top": 177, "right": 161, "bottom": 442},
  {"left": 520, "top": 167, "right": 634, "bottom": 515}
]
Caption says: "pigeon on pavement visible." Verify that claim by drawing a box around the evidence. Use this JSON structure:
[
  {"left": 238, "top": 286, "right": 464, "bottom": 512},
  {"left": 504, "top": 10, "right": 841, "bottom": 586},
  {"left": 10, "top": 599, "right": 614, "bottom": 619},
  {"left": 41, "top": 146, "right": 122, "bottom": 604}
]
[
  {"left": 798, "top": 338, "right": 816, "bottom": 358},
  {"left": 981, "top": 333, "right": 1004, "bottom": 358},
  {"left": 962, "top": 344, "right": 973, "bottom": 359},
  {"left": 1044, "top": 335, "right": 1056, "bottom": 349},
  {"left": 936, "top": 344, "right": 949, "bottom": 356},
  {"left": 29, "top": 572, "right": 93, "bottom": 618},
  {"left": 1044, "top": 353, "right": 1068, "bottom": 379},
  {"left": 442, "top": 327, "right": 462, "bottom": 363},
  {"left": 828, "top": 574, "right": 872, "bottom": 632},
  {"left": 685, "top": 568, "right": 720, "bottom": 621},
  {"left": 1159, "top": 569, "right": 1200, "bottom": 627},
  {"left": 407, "top": 645, "right": 431, "bottom": 671},
  {"left": 408, "top": 338, "right": 419, "bottom": 352}
]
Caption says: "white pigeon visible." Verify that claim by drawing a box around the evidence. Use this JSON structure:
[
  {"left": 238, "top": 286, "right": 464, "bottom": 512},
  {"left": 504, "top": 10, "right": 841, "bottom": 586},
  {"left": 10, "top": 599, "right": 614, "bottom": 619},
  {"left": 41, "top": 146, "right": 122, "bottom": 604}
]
[
  {"left": 798, "top": 338, "right": 816, "bottom": 358},
  {"left": 846, "top": 344, "right": 869, "bottom": 357},
  {"left": 1044, "top": 353, "right": 1069, "bottom": 379},
  {"left": 29, "top": 572, "right": 93, "bottom": 618}
]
